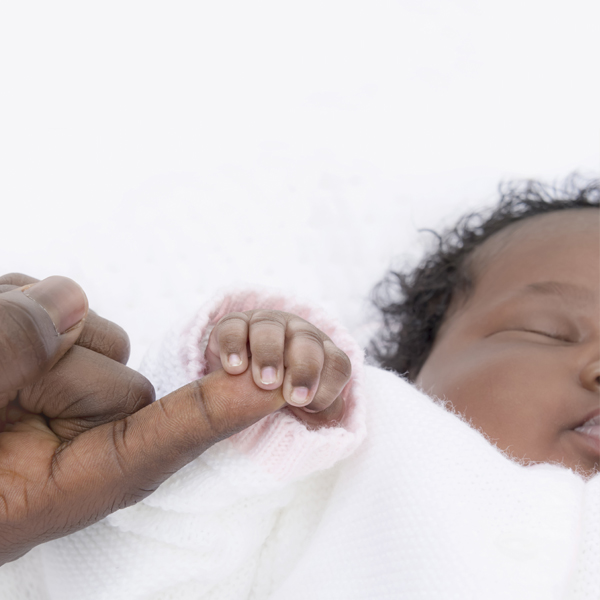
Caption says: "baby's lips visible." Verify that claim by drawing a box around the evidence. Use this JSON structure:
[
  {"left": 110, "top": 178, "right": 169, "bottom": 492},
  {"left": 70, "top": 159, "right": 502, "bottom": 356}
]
[
  {"left": 574, "top": 409, "right": 600, "bottom": 433},
  {"left": 575, "top": 416, "right": 600, "bottom": 438},
  {"left": 573, "top": 410, "right": 600, "bottom": 456}
]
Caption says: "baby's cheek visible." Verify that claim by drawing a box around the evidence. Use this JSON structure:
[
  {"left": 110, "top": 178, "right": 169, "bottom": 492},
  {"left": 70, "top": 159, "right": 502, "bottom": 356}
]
[{"left": 419, "top": 341, "right": 561, "bottom": 460}]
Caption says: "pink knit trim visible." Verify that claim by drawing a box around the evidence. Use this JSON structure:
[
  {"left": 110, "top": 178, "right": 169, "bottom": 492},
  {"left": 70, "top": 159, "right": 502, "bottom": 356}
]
[{"left": 178, "top": 289, "right": 367, "bottom": 482}]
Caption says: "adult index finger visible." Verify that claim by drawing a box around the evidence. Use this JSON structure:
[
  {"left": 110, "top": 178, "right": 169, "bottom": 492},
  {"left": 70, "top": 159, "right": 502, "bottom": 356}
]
[{"left": 46, "top": 367, "right": 285, "bottom": 524}]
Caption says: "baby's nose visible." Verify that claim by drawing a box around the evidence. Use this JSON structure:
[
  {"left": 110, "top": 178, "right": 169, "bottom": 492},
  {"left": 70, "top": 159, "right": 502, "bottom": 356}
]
[{"left": 579, "top": 357, "right": 600, "bottom": 393}]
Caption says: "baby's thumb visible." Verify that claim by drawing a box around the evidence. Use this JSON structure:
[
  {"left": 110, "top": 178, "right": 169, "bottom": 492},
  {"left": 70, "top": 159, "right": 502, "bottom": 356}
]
[{"left": 0, "top": 276, "right": 88, "bottom": 403}]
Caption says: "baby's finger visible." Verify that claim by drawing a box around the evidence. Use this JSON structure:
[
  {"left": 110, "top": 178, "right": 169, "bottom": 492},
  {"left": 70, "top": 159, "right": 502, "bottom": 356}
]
[
  {"left": 286, "top": 394, "right": 345, "bottom": 429},
  {"left": 206, "top": 312, "right": 250, "bottom": 374},
  {"left": 281, "top": 323, "right": 325, "bottom": 408},
  {"left": 301, "top": 340, "right": 352, "bottom": 413},
  {"left": 248, "top": 311, "right": 287, "bottom": 390}
]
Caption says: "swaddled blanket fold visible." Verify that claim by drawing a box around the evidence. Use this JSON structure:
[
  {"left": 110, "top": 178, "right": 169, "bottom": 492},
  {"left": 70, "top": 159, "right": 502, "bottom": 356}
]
[{"left": 0, "top": 290, "right": 597, "bottom": 599}]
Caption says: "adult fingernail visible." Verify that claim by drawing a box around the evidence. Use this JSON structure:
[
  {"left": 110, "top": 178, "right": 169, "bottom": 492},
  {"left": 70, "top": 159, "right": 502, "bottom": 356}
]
[
  {"left": 260, "top": 367, "right": 277, "bottom": 385},
  {"left": 22, "top": 276, "right": 89, "bottom": 334},
  {"left": 290, "top": 387, "right": 310, "bottom": 406}
]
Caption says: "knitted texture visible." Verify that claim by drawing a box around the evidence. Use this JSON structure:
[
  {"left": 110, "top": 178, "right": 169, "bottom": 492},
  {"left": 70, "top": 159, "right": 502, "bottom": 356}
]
[{"left": 0, "top": 290, "right": 597, "bottom": 599}]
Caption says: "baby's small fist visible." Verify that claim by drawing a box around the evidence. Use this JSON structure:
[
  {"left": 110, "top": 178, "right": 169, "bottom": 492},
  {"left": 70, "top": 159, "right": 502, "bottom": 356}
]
[{"left": 205, "top": 309, "right": 352, "bottom": 418}]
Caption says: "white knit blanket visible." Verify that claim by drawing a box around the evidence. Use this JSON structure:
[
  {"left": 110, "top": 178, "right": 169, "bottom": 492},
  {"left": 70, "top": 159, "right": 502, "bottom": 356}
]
[{"left": 0, "top": 292, "right": 598, "bottom": 599}]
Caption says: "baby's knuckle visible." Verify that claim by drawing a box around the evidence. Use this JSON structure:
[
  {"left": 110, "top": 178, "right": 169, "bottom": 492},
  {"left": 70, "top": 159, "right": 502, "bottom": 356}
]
[
  {"left": 219, "top": 332, "right": 244, "bottom": 353},
  {"left": 291, "top": 360, "right": 322, "bottom": 386},
  {"left": 249, "top": 310, "right": 287, "bottom": 328},
  {"left": 288, "top": 325, "right": 323, "bottom": 347},
  {"left": 253, "top": 340, "right": 282, "bottom": 363},
  {"left": 217, "top": 312, "right": 247, "bottom": 327},
  {"left": 297, "top": 352, "right": 324, "bottom": 373},
  {"left": 328, "top": 349, "right": 352, "bottom": 381}
]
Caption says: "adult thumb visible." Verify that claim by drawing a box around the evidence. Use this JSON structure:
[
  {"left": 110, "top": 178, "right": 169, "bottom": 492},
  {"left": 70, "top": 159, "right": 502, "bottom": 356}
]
[{"left": 0, "top": 276, "right": 89, "bottom": 402}]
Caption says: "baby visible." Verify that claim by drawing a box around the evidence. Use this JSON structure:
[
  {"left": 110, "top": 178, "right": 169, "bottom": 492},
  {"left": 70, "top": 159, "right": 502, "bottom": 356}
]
[
  {"left": 3, "top": 176, "right": 598, "bottom": 599},
  {"left": 206, "top": 176, "right": 599, "bottom": 476}
]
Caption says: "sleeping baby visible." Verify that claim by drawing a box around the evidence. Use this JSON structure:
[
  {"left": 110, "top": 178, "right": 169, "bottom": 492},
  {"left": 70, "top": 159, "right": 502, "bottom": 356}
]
[
  {"left": 205, "top": 177, "right": 599, "bottom": 476},
  {"left": 1, "top": 176, "right": 598, "bottom": 599}
]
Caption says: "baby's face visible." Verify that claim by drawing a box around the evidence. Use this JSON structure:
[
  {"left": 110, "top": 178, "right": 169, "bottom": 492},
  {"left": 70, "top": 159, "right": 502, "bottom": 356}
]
[{"left": 416, "top": 209, "right": 599, "bottom": 476}]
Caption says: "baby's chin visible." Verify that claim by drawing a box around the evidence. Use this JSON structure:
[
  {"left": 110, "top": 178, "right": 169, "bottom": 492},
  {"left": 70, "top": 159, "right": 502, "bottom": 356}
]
[
  {"left": 489, "top": 432, "right": 599, "bottom": 480},
  {"left": 523, "top": 450, "right": 598, "bottom": 480},
  {"left": 563, "top": 428, "right": 600, "bottom": 478},
  {"left": 560, "top": 462, "right": 599, "bottom": 480},
  {"left": 512, "top": 456, "right": 597, "bottom": 480}
]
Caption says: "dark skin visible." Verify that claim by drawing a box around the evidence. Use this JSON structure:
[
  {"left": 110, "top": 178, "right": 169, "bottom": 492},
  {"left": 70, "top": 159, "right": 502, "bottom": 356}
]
[
  {"left": 416, "top": 209, "right": 600, "bottom": 476},
  {"left": 0, "top": 273, "right": 346, "bottom": 566},
  {"left": 0, "top": 274, "right": 285, "bottom": 564},
  {"left": 2, "top": 209, "right": 596, "bottom": 564}
]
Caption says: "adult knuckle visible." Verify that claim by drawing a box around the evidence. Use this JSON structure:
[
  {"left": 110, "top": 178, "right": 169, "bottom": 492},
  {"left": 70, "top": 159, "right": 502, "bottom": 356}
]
[
  {"left": 0, "top": 301, "right": 51, "bottom": 369},
  {"left": 189, "top": 379, "right": 229, "bottom": 442},
  {"left": 109, "top": 419, "right": 130, "bottom": 479},
  {"left": 125, "top": 373, "right": 156, "bottom": 412},
  {"left": 100, "top": 323, "right": 130, "bottom": 364},
  {"left": 0, "top": 473, "right": 32, "bottom": 525},
  {"left": 81, "top": 317, "right": 131, "bottom": 364},
  {"left": 0, "top": 273, "right": 37, "bottom": 287}
]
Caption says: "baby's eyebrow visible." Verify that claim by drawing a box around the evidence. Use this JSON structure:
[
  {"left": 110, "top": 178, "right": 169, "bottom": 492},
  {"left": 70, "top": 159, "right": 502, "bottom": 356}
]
[{"left": 520, "top": 281, "right": 596, "bottom": 305}]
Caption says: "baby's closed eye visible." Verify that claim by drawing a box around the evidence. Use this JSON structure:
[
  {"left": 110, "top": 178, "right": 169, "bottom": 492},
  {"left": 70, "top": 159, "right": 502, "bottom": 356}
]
[
  {"left": 490, "top": 328, "right": 574, "bottom": 344},
  {"left": 513, "top": 329, "right": 573, "bottom": 343}
]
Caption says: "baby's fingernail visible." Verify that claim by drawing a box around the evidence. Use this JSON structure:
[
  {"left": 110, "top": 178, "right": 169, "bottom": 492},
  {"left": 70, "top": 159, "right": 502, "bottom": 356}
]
[
  {"left": 290, "top": 387, "right": 310, "bottom": 406},
  {"left": 260, "top": 367, "right": 277, "bottom": 385},
  {"left": 228, "top": 353, "right": 242, "bottom": 367}
]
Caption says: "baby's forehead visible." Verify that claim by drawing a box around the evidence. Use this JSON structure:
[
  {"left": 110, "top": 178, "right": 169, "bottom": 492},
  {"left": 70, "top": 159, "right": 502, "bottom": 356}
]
[
  {"left": 470, "top": 208, "right": 599, "bottom": 274},
  {"left": 459, "top": 208, "right": 599, "bottom": 314}
]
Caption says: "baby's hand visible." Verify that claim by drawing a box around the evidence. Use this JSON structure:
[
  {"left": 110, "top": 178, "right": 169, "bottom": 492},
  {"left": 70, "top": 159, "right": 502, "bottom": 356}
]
[{"left": 205, "top": 310, "right": 352, "bottom": 425}]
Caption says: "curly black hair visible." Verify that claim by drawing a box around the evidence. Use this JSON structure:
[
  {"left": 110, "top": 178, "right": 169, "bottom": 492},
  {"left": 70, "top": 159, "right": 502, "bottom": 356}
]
[{"left": 368, "top": 174, "right": 600, "bottom": 381}]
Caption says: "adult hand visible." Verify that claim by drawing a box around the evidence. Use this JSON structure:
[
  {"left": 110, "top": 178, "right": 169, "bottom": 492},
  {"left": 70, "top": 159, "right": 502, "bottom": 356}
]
[{"left": 0, "top": 274, "right": 286, "bottom": 566}]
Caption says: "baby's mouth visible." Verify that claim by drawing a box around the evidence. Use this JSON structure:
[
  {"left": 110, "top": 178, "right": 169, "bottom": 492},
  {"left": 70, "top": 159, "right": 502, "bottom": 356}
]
[
  {"left": 574, "top": 411, "right": 600, "bottom": 455},
  {"left": 575, "top": 415, "right": 600, "bottom": 435}
]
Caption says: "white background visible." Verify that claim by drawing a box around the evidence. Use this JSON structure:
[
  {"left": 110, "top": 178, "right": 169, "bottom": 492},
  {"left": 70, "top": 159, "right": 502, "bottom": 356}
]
[{"left": 1, "top": 0, "right": 598, "bottom": 369}]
